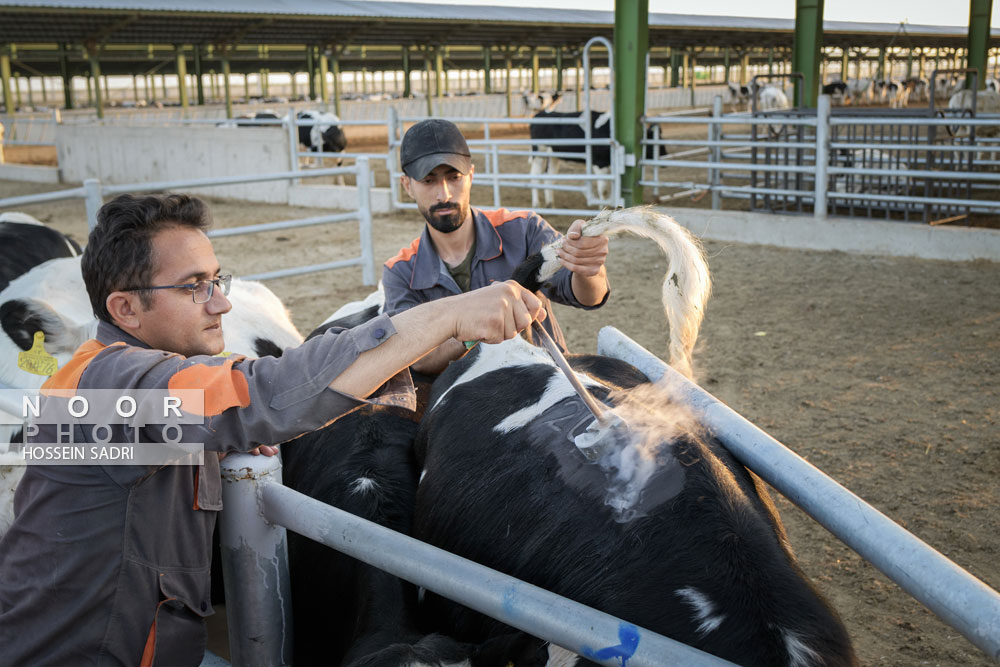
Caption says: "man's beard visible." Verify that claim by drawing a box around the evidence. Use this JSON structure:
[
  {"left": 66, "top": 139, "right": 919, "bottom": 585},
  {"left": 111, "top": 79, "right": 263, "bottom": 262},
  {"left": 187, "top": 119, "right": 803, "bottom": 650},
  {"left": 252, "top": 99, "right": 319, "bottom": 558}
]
[{"left": 423, "top": 200, "right": 467, "bottom": 234}]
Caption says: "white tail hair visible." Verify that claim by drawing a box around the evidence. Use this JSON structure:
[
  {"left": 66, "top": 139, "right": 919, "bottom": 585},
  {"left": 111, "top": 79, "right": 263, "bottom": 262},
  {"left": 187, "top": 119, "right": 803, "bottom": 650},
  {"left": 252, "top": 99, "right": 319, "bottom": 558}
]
[{"left": 537, "top": 206, "right": 711, "bottom": 378}]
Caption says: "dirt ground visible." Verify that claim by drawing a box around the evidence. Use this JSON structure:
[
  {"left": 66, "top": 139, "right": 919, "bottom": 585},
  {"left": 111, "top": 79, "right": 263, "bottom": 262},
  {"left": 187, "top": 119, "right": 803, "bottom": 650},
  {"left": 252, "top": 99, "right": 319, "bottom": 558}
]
[{"left": 1, "top": 175, "right": 998, "bottom": 666}]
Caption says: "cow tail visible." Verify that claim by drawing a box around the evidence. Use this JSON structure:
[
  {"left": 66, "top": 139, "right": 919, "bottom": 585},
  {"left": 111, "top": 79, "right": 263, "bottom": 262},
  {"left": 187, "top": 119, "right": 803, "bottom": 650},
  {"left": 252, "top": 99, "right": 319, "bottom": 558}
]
[{"left": 536, "top": 206, "right": 711, "bottom": 378}]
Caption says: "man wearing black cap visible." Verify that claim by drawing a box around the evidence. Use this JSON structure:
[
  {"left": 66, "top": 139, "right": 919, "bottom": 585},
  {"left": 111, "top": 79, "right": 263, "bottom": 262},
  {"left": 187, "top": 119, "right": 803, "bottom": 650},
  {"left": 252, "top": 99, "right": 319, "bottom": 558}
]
[{"left": 384, "top": 118, "right": 611, "bottom": 374}]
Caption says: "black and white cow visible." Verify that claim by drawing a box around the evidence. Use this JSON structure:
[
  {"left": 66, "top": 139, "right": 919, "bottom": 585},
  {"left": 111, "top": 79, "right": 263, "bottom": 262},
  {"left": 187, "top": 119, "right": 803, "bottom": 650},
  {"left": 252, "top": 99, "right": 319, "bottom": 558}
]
[
  {"left": 822, "top": 81, "right": 848, "bottom": 104},
  {"left": 0, "top": 256, "right": 305, "bottom": 536},
  {"left": 0, "top": 212, "right": 82, "bottom": 293},
  {"left": 409, "top": 209, "right": 857, "bottom": 666},
  {"left": 727, "top": 82, "right": 752, "bottom": 110},
  {"left": 523, "top": 94, "right": 666, "bottom": 209},
  {"left": 297, "top": 110, "right": 348, "bottom": 185}
]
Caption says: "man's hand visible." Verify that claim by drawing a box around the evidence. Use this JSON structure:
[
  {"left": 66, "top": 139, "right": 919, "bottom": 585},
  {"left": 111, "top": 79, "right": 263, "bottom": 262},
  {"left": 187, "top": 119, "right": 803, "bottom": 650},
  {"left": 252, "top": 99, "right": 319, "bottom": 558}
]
[
  {"left": 558, "top": 219, "right": 609, "bottom": 277},
  {"left": 451, "top": 281, "right": 546, "bottom": 344}
]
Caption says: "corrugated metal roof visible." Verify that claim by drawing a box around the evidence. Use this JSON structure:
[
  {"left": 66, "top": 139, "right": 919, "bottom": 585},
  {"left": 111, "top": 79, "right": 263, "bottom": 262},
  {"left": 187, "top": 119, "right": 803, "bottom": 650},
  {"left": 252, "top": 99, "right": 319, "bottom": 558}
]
[{"left": 0, "top": 0, "right": 989, "bottom": 36}]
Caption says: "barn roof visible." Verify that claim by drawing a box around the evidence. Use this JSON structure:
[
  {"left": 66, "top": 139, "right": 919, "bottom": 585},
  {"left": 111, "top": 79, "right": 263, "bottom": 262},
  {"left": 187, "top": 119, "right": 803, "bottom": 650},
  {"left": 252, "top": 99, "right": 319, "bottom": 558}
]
[{"left": 0, "top": 0, "right": 994, "bottom": 50}]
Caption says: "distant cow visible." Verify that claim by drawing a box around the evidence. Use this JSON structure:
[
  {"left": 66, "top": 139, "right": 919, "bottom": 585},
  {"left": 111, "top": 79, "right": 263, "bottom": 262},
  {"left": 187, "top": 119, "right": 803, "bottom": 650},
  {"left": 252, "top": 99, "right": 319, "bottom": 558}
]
[
  {"left": 845, "top": 78, "right": 873, "bottom": 104},
  {"left": 413, "top": 208, "right": 857, "bottom": 666},
  {"left": 523, "top": 93, "right": 665, "bottom": 208},
  {"left": 822, "top": 81, "right": 848, "bottom": 104},
  {"left": 727, "top": 82, "right": 752, "bottom": 110},
  {"left": 296, "top": 110, "right": 348, "bottom": 185}
]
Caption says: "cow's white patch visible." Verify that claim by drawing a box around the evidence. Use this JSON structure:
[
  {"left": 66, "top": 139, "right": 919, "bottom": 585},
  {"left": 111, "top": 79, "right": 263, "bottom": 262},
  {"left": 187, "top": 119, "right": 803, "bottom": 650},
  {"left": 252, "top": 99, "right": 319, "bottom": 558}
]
[
  {"left": 432, "top": 337, "right": 551, "bottom": 410},
  {"left": 418, "top": 468, "right": 427, "bottom": 484},
  {"left": 349, "top": 476, "right": 379, "bottom": 495},
  {"left": 545, "top": 644, "right": 579, "bottom": 667},
  {"left": 675, "top": 587, "right": 726, "bottom": 636},
  {"left": 494, "top": 370, "right": 606, "bottom": 434},
  {"left": 782, "top": 628, "right": 821, "bottom": 667},
  {"left": 595, "top": 112, "right": 611, "bottom": 129}
]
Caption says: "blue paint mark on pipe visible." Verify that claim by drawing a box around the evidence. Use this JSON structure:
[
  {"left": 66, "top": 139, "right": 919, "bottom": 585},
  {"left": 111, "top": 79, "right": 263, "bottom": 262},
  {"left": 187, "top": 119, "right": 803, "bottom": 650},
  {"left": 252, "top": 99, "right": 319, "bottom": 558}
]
[{"left": 581, "top": 623, "right": 640, "bottom": 667}]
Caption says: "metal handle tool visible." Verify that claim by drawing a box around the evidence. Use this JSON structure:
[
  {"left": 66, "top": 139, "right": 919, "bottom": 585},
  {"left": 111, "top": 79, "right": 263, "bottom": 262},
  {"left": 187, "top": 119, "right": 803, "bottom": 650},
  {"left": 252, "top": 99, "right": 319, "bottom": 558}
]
[{"left": 531, "top": 321, "right": 609, "bottom": 425}]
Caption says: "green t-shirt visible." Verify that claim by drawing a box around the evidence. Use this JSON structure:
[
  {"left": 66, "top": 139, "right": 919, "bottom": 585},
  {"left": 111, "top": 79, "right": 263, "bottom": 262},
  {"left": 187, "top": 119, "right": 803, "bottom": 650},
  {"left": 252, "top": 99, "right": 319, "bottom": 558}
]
[{"left": 446, "top": 240, "right": 476, "bottom": 293}]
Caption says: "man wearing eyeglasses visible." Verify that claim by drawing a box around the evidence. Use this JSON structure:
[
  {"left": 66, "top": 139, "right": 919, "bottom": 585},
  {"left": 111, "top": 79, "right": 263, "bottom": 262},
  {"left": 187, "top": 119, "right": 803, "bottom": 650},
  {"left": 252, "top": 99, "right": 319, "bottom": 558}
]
[{"left": 0, "top": 193, "right": 545, "bottom": 666}]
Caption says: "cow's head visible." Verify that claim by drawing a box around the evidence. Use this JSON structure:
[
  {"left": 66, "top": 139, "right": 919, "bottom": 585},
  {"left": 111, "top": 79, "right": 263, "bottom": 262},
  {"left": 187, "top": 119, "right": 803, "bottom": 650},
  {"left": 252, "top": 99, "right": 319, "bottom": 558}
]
[{"left": 523, "top": 92, "right": 562, "bottom": 114}]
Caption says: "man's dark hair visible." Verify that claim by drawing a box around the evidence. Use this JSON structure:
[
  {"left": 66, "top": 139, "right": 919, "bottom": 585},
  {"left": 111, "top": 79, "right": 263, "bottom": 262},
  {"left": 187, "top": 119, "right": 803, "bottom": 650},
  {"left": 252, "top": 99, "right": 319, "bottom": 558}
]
[{"left": 82, "top": 193, "right": 211, "bottom": 324}]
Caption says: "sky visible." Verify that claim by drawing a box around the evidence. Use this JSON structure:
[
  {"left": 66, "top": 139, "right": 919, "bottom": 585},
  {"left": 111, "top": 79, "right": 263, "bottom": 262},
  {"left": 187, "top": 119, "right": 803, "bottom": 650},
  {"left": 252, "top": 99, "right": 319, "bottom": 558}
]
[{"left": 369, "top": 0, "right": 998, "bottom": 28}]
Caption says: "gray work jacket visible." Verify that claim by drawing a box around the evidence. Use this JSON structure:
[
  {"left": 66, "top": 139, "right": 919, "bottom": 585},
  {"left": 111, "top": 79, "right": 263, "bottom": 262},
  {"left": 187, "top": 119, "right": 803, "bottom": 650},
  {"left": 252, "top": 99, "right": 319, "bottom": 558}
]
[{"left": 0, "top": 316, "right": 413, "bottom": 666}]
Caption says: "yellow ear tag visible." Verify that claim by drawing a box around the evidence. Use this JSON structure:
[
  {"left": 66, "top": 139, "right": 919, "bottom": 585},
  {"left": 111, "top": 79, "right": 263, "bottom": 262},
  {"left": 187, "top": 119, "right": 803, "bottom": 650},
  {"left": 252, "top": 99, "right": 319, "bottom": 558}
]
[
  {"left": 215, "top": 351, "right": 233, "bottom": 358},
  {"left": 17, "top": 331, "right": 59, "bottom": 376}
]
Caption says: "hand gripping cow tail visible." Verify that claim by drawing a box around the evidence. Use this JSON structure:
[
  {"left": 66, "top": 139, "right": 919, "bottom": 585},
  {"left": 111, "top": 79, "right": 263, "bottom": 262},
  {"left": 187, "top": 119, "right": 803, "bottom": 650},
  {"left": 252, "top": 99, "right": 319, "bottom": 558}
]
[{"left": 537, "top": 206, "right": 712, "bottom": 379}]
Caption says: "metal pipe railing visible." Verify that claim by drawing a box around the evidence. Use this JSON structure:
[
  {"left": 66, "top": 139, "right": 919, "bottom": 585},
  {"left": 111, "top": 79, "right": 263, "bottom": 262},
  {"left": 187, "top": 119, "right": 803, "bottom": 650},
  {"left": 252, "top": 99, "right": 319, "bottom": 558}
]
[{"left": 597, "top": 326, "right": 1000, "bottom": 661}]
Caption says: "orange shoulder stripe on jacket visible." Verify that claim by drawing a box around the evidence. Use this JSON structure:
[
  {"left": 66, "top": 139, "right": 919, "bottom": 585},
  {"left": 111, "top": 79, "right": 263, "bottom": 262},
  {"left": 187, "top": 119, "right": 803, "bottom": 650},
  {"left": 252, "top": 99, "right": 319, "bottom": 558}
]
[
  {"left": 385, "top": 237, "right": 421, "bottom": 269},
  {"left": 480, "top": 208, "right": 533, "bottom": 228},
  {"left": 40, "top": 340, "right": 122, "bottom": 396},
  {"left": 167, "top": 358, "right": 251, "bottom": 417}
]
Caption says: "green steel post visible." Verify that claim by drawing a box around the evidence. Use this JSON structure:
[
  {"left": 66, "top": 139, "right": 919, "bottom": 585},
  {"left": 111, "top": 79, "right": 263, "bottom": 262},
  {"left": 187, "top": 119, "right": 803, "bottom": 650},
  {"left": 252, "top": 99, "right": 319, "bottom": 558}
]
[
  {"left": 531, "top": 47, "right": 540, "bottom": 94},
  {"left": 841, "top": 49, "right": 849, "bottom": 80},
  {"left": 403, "top": 46, "right": 412, "bottom": 98},
  {"left": 318, "top": 49, "right": 329, "bottom": 104},
  {"left": 877, "top": 47, "right": 886, "bottom": 80},
  {"left": 176, "top": 46, "right": 189, "bottom": 110},
  {"left": 614, "top": 0, "right": 649, "bottom": 207},
  {"left": 906, "top": 49, "right": 913, "bottom": 78},
  {"left": 556, "top": 47, "right": 563, "bottom": 91},
  {"left": 308, "top": 47, "right": 317, "bottom": 100},
  {"left": 966, "top": 0, "right": 993, "bottom": 89},
  {"left": 724, "top": 47, "right": 731, "bottom": 82},
  {"left": 574, "top": 54, "right": 582, "bottom": 109},
  {"left": 435, "top": 47, "right": 443, "bottom": 98},
  {"left": 222, "top": 54, "right": 232, "bottom": 118},
  {"left": 505, "top": 52, "right": 512, "bottom": 117},
  {"left": 689, "top": 54, "right": 696, "bottom": 106},
  {"left": 194, "top": 46, "right": 204, "bottom": 105},
  {"left": 425, "top": 50, "right": 434, "bottom": 115},
  {"left": 1, "top": 47, "right": 12, "bottom": 113},
  {"left": 87, "top": 48, "right": 104, "bottom": 119},
  {"left": 482, "top": 46, "right": 491, "bottom": 95},
  {"left": 791, "top": 0, "right": 824, "bottom": 107},
  {"left": 60, "top": 43, "right": 73, "bottom": 109},
  {"left": 768, "top": 47, "right": 775, "bottom": 75},
  {"left": 670, "top": 49, "right": 680, "bottom": 87},
  {"left": 132, "top": 74, "right": 139, "bottom": 103},
  {"left": 331, "top": 54, "right": 341, "bottom": 116}
]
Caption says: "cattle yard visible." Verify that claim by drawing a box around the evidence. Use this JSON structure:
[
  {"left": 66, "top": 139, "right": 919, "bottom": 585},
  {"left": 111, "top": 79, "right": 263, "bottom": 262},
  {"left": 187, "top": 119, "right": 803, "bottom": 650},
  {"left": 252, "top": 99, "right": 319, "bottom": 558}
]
[{"left": 1, "top": 176, "right": 998, "bottom": 665}]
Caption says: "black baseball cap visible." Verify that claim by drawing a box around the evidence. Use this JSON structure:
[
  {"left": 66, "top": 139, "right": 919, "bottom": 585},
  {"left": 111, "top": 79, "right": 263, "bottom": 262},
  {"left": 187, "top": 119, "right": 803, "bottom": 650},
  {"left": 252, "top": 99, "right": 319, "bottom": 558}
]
[{"left": 399, "top": 119, "right": 472, "bottom": 180}]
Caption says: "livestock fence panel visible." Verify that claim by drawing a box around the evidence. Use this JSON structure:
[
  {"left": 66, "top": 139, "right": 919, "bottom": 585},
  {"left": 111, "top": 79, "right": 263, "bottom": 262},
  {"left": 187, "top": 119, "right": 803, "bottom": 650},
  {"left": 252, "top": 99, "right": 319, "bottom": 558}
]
[
  {"left": 0, "top": 162, "right": 376, "bottom": 284},
  {"left": 640, "top": 87, "right": 1000, "bottom": 225},
  {"left": 218, "top": 328, "right": 1000, "bottom": 664}
]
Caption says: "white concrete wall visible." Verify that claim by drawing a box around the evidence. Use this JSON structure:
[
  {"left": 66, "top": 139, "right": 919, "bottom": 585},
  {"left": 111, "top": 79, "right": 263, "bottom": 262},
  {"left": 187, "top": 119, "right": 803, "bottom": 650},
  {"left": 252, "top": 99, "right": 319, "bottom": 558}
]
[
  {"left": 664, "top": 207, "right": 1000, "bottom": 263},
  {"left": 0, "top": 164, "right": 60, "bottom": 183},
  {"left": 56, "top": 125, "right": 291, "bottom": 203}
]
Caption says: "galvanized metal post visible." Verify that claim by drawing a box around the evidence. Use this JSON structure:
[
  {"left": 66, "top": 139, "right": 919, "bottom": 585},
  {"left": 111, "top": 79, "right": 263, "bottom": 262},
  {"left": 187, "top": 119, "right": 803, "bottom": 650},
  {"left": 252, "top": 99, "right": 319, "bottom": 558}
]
[
  {"left": 555, "top": 47, "right": 563, "bottom": 92},
  {"left": 966, "top": 0, "right": 993, "bottom": 89},
  {"left": 60, "top": 42, "right": 73, "bottom": 109},
  {"left": 583, "top": 36, "right": 615, "bottom": 205},
  {"left": 814, "top": 94, "right": 830, "bottom": 219},
  {"left": 614, "top": 0, "right": 648, "bottom": 207},
  {"left": 435, "top": 47, "right": 444, "bottom": 99},
  {"left": 482, "top": 46, "right": 491, "bottom": 95},
  {"left": 597, "top": 326, "right": 1000, "bottom": 662},
  {"left": 0, "top": 46, "right": 12, "bottom": 113},
  {"left": 792, "top": 0, "right": 824, "bottom": 107},
  {"left": 219, "top": 454, "right": 293, "bottom": 667},
  {"left": 425, "top": 50, "right": 435, "bottom": 116},
  {"left": 504, "top": 52, "right": 512, "bottom": 117},
  {"left": 710, "top": 95, "right": 722, "bottom": 210},
  {"left": 87, "top": 46, "right": 104, "bottom": 119},
  {"left": 175, "top": 45, "right": 188, "bottom": 111},
  {"left": 83, "top": 179, "right": 103, "bottom": 230},
  {"left": 387, "top": 107, "right": 401, "bottom": 208},
  {"left": 356, "top": 156, "right": 375, "bottom": 286},
  {"left": 403, "top": 46, "right": 412, "bottom": 97},
  {"left": 221, "top": 55, "right": 233, "bottom": 119}
]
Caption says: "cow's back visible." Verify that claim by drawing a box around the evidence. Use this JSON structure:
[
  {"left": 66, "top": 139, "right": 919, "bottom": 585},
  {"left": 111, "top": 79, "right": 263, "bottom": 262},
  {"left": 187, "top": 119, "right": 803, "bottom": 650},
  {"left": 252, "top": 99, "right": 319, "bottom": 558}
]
[{"left": 414, "top": 351, "right": 856, "bottom": 667}]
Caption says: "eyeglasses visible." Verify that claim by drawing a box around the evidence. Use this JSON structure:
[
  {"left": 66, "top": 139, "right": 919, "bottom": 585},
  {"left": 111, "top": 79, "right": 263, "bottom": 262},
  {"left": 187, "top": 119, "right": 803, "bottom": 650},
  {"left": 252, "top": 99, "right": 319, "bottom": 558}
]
[{"left": 125, "top": 274, "right": 232, "bottom": 304}]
